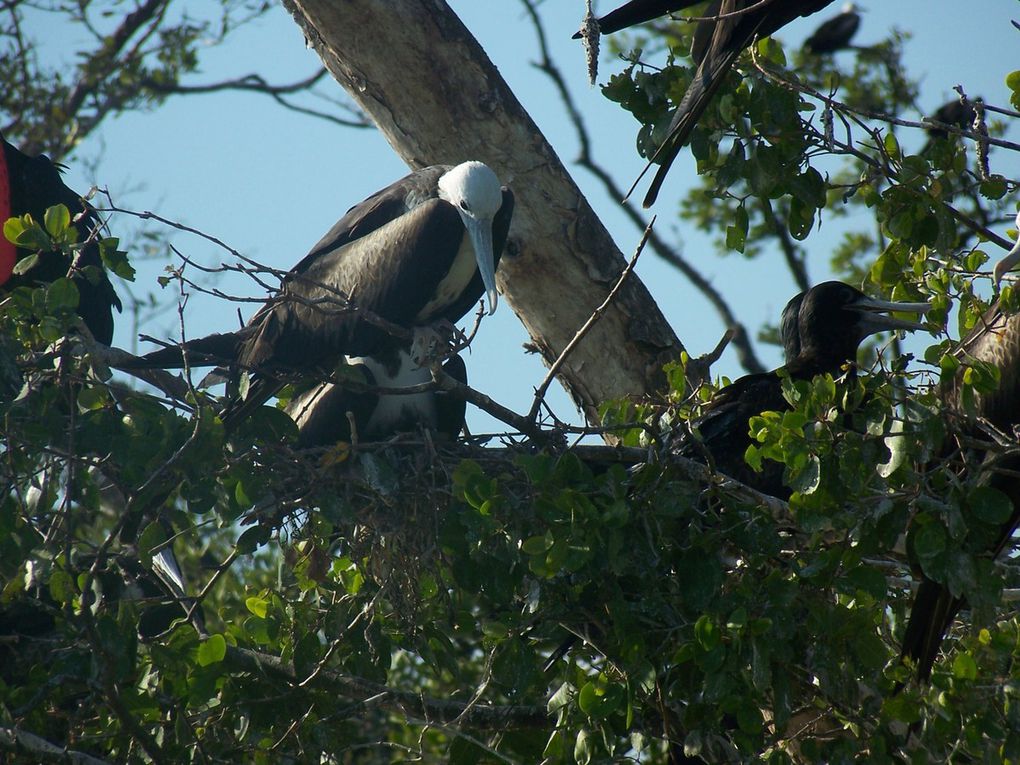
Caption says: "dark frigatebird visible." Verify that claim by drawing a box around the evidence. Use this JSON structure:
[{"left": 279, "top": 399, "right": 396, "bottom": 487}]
[
  {"left": 1, "top": 134, "right": 122, "bottom": 344},
  {"left": 686, "top": 281, "right": 929, "bottom": 498},
  {"left": 590, "top": 0, "right": 836, "bottom": 207},
  {"left": 900, "top": 216, "right": 1020, "bottom": 681},
  {"left": 803, "top": 2, "right": 860, "bottom": 54},
  {"left": 924, "top": 98, "right": 978, "bottom": 143},
  {"left": 132, "top": 162, "right": 514, "bottom": 432}
]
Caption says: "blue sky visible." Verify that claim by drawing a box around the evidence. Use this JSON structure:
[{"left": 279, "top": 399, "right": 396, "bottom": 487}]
[{"left": 27, "top": 1, "right": 1020, "bottom": 433}]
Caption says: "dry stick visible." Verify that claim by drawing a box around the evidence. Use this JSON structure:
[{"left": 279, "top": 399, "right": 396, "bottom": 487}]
[
  {"left": 527, "top": 218, "right": 655, "bottom": 425},
  {"left": 0, "top": 725, "right": 112, "bottom": 765}
]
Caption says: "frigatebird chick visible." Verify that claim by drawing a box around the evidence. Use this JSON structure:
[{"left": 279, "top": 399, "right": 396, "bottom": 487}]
[
  {"left": 685, "top": 282, "right": 929, "bottom": 498},
  {"left": 287, "top": 353, "right": 468, "bottom": 448},
  {"left": 125, "top": 162, "right": 514, "bottom": 431},
  {"left": 1, "top": 134, "right": 122, "bottom": 344},
  {"left": 803, "top": 2, "right": 861, "bottom": 54}
]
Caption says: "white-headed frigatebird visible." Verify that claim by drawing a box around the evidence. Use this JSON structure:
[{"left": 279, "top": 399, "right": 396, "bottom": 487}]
[
  {"left": 129, "top": 161, "right": 514, "bottom": 437},
  {"left": 1, "top": 134, "right": 121, "bottom": 344},
  {"left": 684, "top": 281, "right": 929, "bottom": 498}
]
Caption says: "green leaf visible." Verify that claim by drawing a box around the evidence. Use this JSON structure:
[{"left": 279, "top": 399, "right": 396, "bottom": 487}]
[
  {"left": 913, "top": 521, "right": 947, "bottom": 559},
  {"left": 46, "top": 278, "right": 80, "bottom": 311},
  {"left": 44, "top": 204, "right": 71, "bottom": 238},
  {"left": 694, "top": 615, "right": 720, "bottom": 650},
  {"left": 969, "top": 486, "right": 1012, "bottom": 525},
  {"left": 1008, "top": 70, "right": 1020, "bottom": 109},
  {"left": 12, "top": 252, "right": 39, "bottom": 276},
  {"left": 952, "top": 651, "right": 977, "bottom": 680},
  {"left": 137, "top": 522, "right": 168, "bottom": 569},
  {"left": 49, "top": 569, "right": 76, "bottom": 604},
  {"left": 236, "top": 525, "right": 270, "bottom": 554},
  {"left": 245, "top": 596, "right": 269, "bottom": 618},
  {"left": 574, "top": 726, "right": 594, "bottom": 765},
  {"left": 197, "top": 634, "right": 227, "bottom": 666}
]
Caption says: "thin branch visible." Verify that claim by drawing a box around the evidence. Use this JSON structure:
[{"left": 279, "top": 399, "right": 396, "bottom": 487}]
[
  {"left": 528, "top": 218, "right": 653, "bottom": 423},
  {"left": 224, "top": 646, "right": 550, "bottom": 730},
  {"left": 141, "top": 69, "right": 371, "bottom": 129},
  {"left": 0, "top": 726, "right": 111, "bottom": 765}
]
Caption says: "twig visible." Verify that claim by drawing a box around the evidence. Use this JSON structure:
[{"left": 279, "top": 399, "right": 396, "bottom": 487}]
[
  {"left": 0, "top": 725, "right": 111, "bottom": 765},
  {"left": 528, "top": 219, "right": 654, "bottom": 424}
]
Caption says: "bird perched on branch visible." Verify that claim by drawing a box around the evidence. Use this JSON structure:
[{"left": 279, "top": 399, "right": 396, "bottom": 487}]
[
  {"left": 803, "top": 2, "right": 860, "bottom": 54},
  {"left": 900, "top": 222, "right": 1020, "bottom": 681},
  {"left": 1, "top": 134, "right": 122, "bottom": 344},
  {"left": 685, "top": 281, "right": 929, "bottom": 498},
  {"left": 575, "top": 0, "right": 836, "bottom": 206},
  {"left": 128, "top": 161, "right": 514, "bottom": 436}
]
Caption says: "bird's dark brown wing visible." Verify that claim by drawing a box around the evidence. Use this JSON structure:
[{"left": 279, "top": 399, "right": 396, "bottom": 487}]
[
  {"left": 585, "top": 0, "right": 703, "bottom": 37},
  {"left": 901, "top": 305, "right": 1020, "bottom": 680},
  {"left": 641, "top": 0, "right": 835, "bottom": 207},
  {"left": 238, "top": 198, "right": 465, "bottom": 373}
]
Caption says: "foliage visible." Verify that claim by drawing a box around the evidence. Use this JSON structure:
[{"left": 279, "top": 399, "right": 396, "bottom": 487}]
[{"left": 2, "top": 6, "right": 1020, "bottom": 765}]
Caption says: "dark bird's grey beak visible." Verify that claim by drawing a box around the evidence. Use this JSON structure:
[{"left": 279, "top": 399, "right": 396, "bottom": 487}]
[{"left": 851, "top": 295, "right": 931, "bottom": 334}]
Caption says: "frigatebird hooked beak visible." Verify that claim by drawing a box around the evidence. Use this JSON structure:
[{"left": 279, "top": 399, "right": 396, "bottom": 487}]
[{"left": 438, "top": 161, "right": 504, "bottom": 314}]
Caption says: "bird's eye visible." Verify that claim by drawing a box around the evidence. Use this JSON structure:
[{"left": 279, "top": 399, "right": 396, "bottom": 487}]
[{"left": 459, "top": 200, "right": 471, "bottom": 212}]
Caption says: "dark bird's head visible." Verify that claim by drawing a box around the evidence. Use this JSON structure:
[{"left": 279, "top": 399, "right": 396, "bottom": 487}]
[
  {"left": 793, "top": 281, "right": 929, "bottom": 371},
  {"left": 780, "top": 289, "right": 806, "bottom": 362},
  {"left": 437, "top": 161, "right": 505, "bottom": 314}
]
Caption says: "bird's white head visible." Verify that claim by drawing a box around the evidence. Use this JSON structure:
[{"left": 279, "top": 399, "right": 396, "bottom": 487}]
[
  {"left": 842, "top": 2, "right": 859, "bottom": 13},
  {"left": 438, "top": 161, "right": 504, "bottom": 314}
]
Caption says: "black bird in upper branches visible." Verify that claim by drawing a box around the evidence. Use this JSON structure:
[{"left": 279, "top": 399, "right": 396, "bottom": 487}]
[
  {"left": 920, "top": 97, "right": 979, "bottom": 154},
  {"left": 1, "top": 134, "right": 121, "bottom": 344},
  {"left": 803, "top": 2, "right": 860, "bottom": 54},
  {"left": 579, "top": 0, "right": 836, "bottom": 207},
  {"left": 127, "top": 162, "right": 514, "bottom": 434},
  {"left": 685, "top": 281, "right": 929, "bottom": 498},
  {"left": 901, "top": 225, "right": 1020, "bottom": 681}
]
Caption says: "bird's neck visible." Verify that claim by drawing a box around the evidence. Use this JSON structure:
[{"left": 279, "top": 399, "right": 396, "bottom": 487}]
[{"left": 785, "top": 345, "right": 856, "bottom": 380}]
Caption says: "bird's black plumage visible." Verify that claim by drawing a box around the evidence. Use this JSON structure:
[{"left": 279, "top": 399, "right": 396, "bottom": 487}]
[
  {"left": 803, "top": 4, "right": 860, "bottom": 53},
  {"left": 1, "top": 134, "right": 121, "bottom": 344},
  {"left": 686, "top": 282, "right": 928, "bottom": 498},
  {"left": 636, "top": 0, "right": 836, "bottom": 207},
  {"left": 575, "top": 0, "right": 701, "bottom": 37},
  {"left": 128, "top": 162, "right": 513, "bottom": 432},
  {"left": 920, "top": 98, "right": 979, "bottom": 155}
]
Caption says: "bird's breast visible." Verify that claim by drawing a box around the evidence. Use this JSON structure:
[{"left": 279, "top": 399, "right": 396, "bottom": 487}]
[
  {"left": 348, "top": 351, "right": 437, "bottom": 436},
  {"left": 414, "top": 232, "right": 475, "bottom": 322}
]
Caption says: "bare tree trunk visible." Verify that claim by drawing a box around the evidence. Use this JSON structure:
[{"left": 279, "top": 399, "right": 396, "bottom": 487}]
[{"left": 282, "top": 0, "right": 683, "bottom": 424}]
